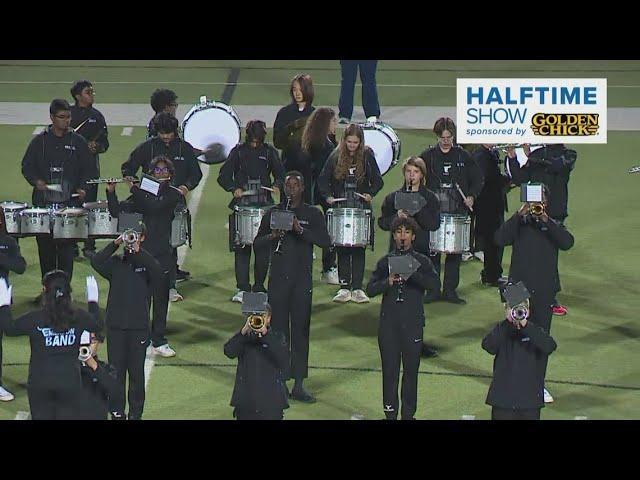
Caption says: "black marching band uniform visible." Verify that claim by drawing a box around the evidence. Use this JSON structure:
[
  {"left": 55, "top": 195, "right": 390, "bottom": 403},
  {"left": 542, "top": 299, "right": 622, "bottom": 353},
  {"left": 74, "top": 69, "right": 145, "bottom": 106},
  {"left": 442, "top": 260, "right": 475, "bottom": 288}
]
[
  {"left": 420, "top": 144, "right": 483, "bottom": 301},
  {"left": 366, "top": 240, "right": 440, "bottom": 419},
  {"left": 482, "top": 316, "right": 557, "bottom": 420},
  {"left": 0, "top": 296, "right": 103, "bottom": 419},
  {"left": 91, "top": 241, "right": 164, "bottom": 419},
  {"left": 472, "top": 146, "right": 511, "bottom": 286},
  {"left": 106, "top": 182, "right": 182, "bottom": 349},
  {"left": 21, "top": 126, "right": 96, "bottom": 280},
  {"left": 253, "top": 196, "right": 331, "bottom": 388},
  {"left": 218, "top": 141, "right": 285, "bottom": 294},
  {"left": 318, "top": 147, "right": 383, "bottom": 293},
  {"left": 224, "top": 326, "right": 290, "bottom": 420},
  {"left": 273, "top": 102, "right": 315, "bottom": 169},
  {"left": 78, "top": 350, "right": 119, "bottom": 420}
]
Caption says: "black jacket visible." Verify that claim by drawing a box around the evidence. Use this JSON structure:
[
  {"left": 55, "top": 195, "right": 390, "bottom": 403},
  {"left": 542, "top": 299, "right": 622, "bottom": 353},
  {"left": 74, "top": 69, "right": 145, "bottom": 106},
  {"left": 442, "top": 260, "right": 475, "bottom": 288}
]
[
  {"left": 285, "top": 138, "right": 337, "bottom": 205},
  {"left": 217, "top": 142, "right": 285, "bottom": 209},
  {"left": 507, "top": 145, "right": 576, "bottom": 221},
  {"left": 254, "top": 202, "right": 331, "bottom": 286},
  {"left": 78, "top": 359, "right": 119, "bottom": 420},
  {"left": 21, "top": 127, "right": 96, "bottom": 206},
  {"left": 366, "top": 249, "right": 441, "bottom": 327},
  {"left": 0, "top": 302, "right": 102, "bottom": 390},
  {"left": 378, "top": 186, "right": 440, "bottom": 254},
  {"left": 494, "top": 213, "right": 574, "bottom": 298},
  {"left": 70, "top": 105, "right": 109, "bottom": 161},
  {"left": 224, "top": 329, "right": 290, "bottom": 412},
  {"left": 473, "top": 146, "right": 510, "bottom": 234},
  {"left": 0, "top": 233, "right": 26, "bottom": 281},
  {"left": 121, "top": 136, "right": 203, "bottom": 192},
  {"left": 482, "top": 319, "right": 557, "bottom": 409},
  {"left": 90, "top": 241, "right": 164, "bottom": 330},
  {"left": 317, "top": 148, "right": 384, "bottom": 209},
  {"left": 107, "top": 183, "right": 183, "bottom": 258},
  {"left": 273, "top": 103, "right": 315, "bottom": 155},
  {"left": 419, "top": 145, "right": 484, "bottom": 214}
]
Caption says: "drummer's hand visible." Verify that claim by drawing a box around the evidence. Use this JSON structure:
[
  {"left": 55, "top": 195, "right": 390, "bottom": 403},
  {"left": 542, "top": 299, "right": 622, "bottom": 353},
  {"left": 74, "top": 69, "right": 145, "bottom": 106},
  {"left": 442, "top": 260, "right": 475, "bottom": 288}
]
[
  {"left": 506, "top": 146, "right": 517, "bottom": 159},
  {"left": 522, "top": 143, "right": 531, "bottom": 157},
  {"left": 361, "top": 193, "right": 372, "bottom": 203},
  {"left": 87, "top": 141, "right": 98, "bottom": 153},
  {"left": 272, "top": 186, "right": 280, "bottom": 198},
  {"left": 518, "top": 203, "right": 530, "bottom": 217},
  {"left": 464, "top": 196, "right": 474, "bottom": 209},
  {"left": 106, "top": 182, "right": 116, "bottom": 193},
  {"left": 233, "top": 188, "right": 244, "bottom": 199},
  {"left": 397, "top": 210, "right": 409, "bottom": 219},
  {"left": 327, "top": 197, "right": 336, "bottom": 205},
  {"left": 36, "top": 179, "right": 48, "bottom": 191},
  {"left": 292, "top": 217, "right": 303, "bottom": 234},
  {"left": 76, "top": 189, "right": 87, "bottom": 200},
  {"left": 178, "top": 185, "right": 189, "bottom": 197}
]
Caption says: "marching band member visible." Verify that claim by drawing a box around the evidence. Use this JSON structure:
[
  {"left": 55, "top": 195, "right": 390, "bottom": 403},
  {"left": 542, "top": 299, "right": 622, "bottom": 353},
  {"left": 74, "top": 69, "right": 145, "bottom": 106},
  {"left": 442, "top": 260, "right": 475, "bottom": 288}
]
[
  {"left": 318, "top": 123, "right": 383, "bottom": 304},
  {"left": 147, "top": 88, "right": 178, "bottom": 139},
  {"left": 77, "top": 331, "right": 119, "bottom": 420}
]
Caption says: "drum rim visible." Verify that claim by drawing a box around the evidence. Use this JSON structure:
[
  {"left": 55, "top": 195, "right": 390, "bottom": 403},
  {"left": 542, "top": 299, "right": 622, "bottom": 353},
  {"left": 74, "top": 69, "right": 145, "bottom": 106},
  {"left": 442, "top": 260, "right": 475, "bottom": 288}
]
[
  {"left": 326, "top": 207, "right": 372, "bottom": 214},
  {"left": 182, "top": 101, "right": 242, "bottom": 132},
  {"left": 359, "top": 122, "right": 401, "bottom": 170},
  {"left": 0, "top": 201, "right": 29, "bottom": 209},
  {"left": 21, "top": 208, "right": 51, "bottom": 214}
]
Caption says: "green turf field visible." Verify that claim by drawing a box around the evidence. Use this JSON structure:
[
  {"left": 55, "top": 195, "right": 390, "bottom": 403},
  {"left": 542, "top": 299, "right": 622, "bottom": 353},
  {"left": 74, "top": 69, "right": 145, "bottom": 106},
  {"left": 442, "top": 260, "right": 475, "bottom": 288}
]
[{"left": 0, "top": 61, "right": 638, "bottom": 420}]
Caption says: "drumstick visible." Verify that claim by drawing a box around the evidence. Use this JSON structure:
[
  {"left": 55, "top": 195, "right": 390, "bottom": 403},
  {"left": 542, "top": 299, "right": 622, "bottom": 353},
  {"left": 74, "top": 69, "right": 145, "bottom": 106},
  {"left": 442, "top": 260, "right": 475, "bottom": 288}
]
[
  {"left": 261, "top": 186, "right": 275, "bottom": 192},
  {"left": 331, "top": 198, "right": 347, "bottom": 202},
  {"left": 72, "top": 118, "right": 90, "bottom": 133},
  {"left": 455, "top": 183, "right": 473, "bottom": 212},
  {"left": 354, "top": 192, "right": 368, "bottom": 200}
]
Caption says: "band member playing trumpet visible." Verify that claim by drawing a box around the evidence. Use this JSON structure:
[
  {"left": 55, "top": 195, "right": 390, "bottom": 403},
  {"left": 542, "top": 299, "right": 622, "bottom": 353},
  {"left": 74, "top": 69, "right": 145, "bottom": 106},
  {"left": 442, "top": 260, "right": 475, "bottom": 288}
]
[
  {"left": 91, "top": 224, "right": 164, "bottom": 420},
  {"left": 105, "top": 156, "right": 182, "bottom": 358},
  {"left": 254, "top": 171, "right": 331, "bottom": 403},
  {"left": 419, "top": 117, "right": 484, "bottom": 304},
  {"left": 218, "top": 120, "right": 285, "bottom": 302},
  {"left": 366, "top": 217, "right": 440, "bottom": 420},
  {"left": 224, "top": 299, "right": 289, "bottom": 420},
  {"left": 318, "top": 123, "right": 384, "bottom": 304},
  {"left": 70, "top": 79, "right": 110, "bottom": 259},
  {"left": 21, "top": 99, "right": 96, "bottom": 288}
]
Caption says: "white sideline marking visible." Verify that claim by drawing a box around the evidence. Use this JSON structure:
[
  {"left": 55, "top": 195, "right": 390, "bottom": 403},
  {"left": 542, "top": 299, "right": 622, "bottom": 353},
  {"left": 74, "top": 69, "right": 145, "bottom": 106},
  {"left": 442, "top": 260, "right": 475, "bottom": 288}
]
[
  {"left": 461, "top": 414, "right": 476, "bottom": 420},
  {"left": 144, "top": 163, "right": 211, "bottom": 389},
  {"left": 14, "top": 411, "right": 31, "bottom": 420},
  {"left": 32, "top": 126, "right": 44, "bottom": 135},
  {"left": 574, "top": 416, "right": 588, "bottom": 420},
  {"left": 121, "top": 127, "right": 133, "bottom": 136}
]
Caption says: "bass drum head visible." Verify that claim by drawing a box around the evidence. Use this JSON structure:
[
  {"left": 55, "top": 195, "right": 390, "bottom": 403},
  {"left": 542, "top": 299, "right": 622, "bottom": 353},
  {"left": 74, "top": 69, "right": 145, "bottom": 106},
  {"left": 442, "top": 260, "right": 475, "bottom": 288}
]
[
  {"left": 182, "top": 104, "right": 241, "bottom": 165},
  {"left": 362, "top": 123, "right": 401, "bottom": 176}
]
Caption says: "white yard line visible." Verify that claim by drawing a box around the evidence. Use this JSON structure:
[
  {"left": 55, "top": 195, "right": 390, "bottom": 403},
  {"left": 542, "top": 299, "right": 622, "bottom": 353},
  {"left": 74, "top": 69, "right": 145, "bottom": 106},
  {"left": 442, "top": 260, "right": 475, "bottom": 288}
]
[
  {"left": 120, "top": 127, "right": 133, "bottom": 136},
  {"left": 14, "top": 410, "right": 31, "bottom": 420}
]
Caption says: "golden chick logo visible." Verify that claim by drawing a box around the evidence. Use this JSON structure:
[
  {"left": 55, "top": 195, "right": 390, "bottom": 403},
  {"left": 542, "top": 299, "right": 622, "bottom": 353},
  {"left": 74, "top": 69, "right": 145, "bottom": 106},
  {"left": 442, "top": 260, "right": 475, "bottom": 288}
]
[{"left": 531, "top": 113, "right": 599, "bottom": 136}]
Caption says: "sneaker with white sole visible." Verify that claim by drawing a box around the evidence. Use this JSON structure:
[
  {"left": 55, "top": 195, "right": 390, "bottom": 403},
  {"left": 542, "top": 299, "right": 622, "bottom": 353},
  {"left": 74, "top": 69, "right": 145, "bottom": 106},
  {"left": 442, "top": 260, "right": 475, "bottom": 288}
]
[
  {"left": 169, "top": 288, "right": 184, "bottom": 302},
  {"left": 321, "top": 267, "right": 340, "bottom": 285},
  {"left": 543, "top": 387, "right": 554, "bottom": 404},
  {"left": 351, "top": 289, "right": 370, "bottom": 303},
  {"left": 461, "top": 251, "right": 474, "bottom": 262},
  {"left": 333, "top": 288, "right": 352, "bottom": 303},
  {"left": 154, "top": 344, "right": 176, "bottom": 358},
  {"left": 231, "top": 290, "right": 244, "bottom": 303},
  {"left": 474, "top": 251, "right": 485, "bottom": 262},
  {"left": 366, "top": 116, "right": 378, "bottom": 123},
  {"left": 0, "top": 385, "right": 15, "bottom": 402}
]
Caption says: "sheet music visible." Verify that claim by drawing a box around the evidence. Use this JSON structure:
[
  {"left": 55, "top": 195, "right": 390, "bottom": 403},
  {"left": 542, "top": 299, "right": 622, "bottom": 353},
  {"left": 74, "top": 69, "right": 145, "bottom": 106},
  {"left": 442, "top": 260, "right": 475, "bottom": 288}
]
[{"left": 140, "top": 176, "right": 160, "bottom": 196}]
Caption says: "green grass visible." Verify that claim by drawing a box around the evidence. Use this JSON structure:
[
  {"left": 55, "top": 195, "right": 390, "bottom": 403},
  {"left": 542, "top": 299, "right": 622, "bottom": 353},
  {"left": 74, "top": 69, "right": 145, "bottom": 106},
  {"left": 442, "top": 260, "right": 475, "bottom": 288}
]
[{"left": 0, "top": 122, "right": 638, "bottom": 419}]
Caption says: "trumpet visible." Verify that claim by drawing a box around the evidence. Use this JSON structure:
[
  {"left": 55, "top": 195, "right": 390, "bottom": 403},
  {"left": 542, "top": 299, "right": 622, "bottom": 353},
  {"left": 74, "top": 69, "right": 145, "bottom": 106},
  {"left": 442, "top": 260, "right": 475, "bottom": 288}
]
[
  {"left": 511, "top": 303, "right": 529, "bottom": 322},
  {"left": 529, "top": 202, "right": 545, "bottom": 216},
  {"left": 248, "top": 313, "right": 266, "bottom": 331},
  {"left": 122, "top": 229, "right": 140, "bottom": 251},
  {"left": 79, "top": 345, "right": 92, "bottom": 363}
]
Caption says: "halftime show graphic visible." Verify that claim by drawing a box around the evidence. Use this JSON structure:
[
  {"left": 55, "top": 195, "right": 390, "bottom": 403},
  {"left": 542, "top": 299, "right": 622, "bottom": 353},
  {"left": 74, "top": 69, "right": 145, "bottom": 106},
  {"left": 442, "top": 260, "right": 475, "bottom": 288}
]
[{"left": 456, "top": 79, "right": 607, "bottom": 144}]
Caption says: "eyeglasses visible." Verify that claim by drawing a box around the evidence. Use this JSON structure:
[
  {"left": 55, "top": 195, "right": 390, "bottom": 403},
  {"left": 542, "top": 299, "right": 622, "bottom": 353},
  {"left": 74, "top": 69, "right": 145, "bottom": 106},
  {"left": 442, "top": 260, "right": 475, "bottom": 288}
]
[{"left": 153, "top": 167, "right": 169, "bottom": 174}]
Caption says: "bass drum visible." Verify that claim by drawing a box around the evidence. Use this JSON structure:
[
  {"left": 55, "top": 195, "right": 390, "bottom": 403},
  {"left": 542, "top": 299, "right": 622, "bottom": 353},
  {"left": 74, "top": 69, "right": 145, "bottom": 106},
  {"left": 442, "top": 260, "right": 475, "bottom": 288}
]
[
  {"left": 182, "top": 97, "right": 241, "bottom": 165},
  {"left": 360, "top": 121, "right": 401, "bottom": 176}
]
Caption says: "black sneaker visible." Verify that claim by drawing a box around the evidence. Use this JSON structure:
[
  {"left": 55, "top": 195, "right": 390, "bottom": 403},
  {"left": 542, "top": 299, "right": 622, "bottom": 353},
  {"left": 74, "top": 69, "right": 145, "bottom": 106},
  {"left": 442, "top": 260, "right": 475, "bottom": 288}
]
[
  {"left": 176, "top": 268, "right": 191, "bottom": 283},
  {"left": 424, "top": 291, "right": 441, "bottom": 304},
  {"left": 421, "top": 344, "right": 439, "bottom": 358},
  {"left": 82, "top": 249, "right": 96, "bottom": 260},
  {"left": 290, "top": 386, "right": 316, "bottom": 403},
  {"left": 442, "top": 291, "right": 466, "bottom": 304},
  {"left": 481, "top": 277, "right": 501, "bottom": 287}
]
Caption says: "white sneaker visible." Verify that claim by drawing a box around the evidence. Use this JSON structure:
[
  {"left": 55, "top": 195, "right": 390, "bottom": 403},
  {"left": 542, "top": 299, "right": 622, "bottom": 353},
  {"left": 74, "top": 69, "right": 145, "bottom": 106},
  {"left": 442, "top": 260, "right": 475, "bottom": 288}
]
[
  {"left": 461, "top": 251, "right": 474, "bottom": 262},
  {"left": 231, "top": 290, "right": 244, "bottom": 303},
  {"left": 543, "top": 387, "right": 554, "bottom": 404},
  {"left": 474, "top": 251, "right": 485, "bottom": 262},
  {"left": 0, "top": 385, "right": 15, "bottom": 402},
  {"left": 154, "top": 344, "right": 176, "bottom": 358},
  {"left": 351, "top": 289, "right": 370, "bottom": 303},
  {"left": 366, "top": 116, "right": 378, "bottom": 123},
  {"left": 169, "top": 288, "right": 184, "bottom": 302},
  {"left": 321, "top": 267, "right": 340, "bottom": 285},
  {"left": 312, "top": 251, "right": 317, "bottom": 260},
  {"left": 333, "top": 289, "right": 352, "bottom": 303}
]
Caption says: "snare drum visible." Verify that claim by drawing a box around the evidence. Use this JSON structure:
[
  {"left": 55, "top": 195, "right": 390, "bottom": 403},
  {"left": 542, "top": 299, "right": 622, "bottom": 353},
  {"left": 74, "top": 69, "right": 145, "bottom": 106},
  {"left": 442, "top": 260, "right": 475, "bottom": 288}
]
[
  {"left": 1, "top": 201, "right": 28, "bottom": 234},
  {"left": 182, "top": 98, "right": 241, "bottom": 164},
  {"left": 170, "top": 206, "right": 190, "bottom": 248},
  {"left": 360, "top": 121, "right": 401, "bottom": 176},
  {"left": 84, "top": 201, "right": 118, "bottom": 238},
  {"left": 234, "top": 206, "right": 271, "bottom": 246},
  {"left": 20, "top": 208, "right": 52, "bottom": 235},
  {"left": 326, "top": 208, "right": 371, "bottom": 247},
  {"left": 429, "top": 214, "right": 470, "bottom": 254},
  {"left": 52, "top": 208, "right": 88, "bottom": 240}
]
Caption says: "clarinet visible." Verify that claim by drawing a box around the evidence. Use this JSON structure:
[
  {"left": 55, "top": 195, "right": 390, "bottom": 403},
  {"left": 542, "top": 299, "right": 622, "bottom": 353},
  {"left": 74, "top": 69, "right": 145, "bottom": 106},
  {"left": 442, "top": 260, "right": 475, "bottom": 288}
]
[
  {"left": 395, "top": 241, "right": 406, "bottom": 303},
  {"left": 274, "top": 196, "right": 291, "bottom": 255}
]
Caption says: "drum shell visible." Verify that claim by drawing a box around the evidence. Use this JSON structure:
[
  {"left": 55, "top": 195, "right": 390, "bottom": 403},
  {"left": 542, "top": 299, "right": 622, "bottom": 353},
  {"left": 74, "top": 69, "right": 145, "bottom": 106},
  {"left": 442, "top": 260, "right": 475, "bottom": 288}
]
[
  {"left": 170, "top": 207, "right": 189, "bottom": 248},
  {"left": 429, "top": 214, "right": 470, "bottom": 253},
  {"left": 327, "top": 208, "right": 371, "bottom": 247},
  {"left": 52, "top": 209, "right": 89, "bottom": 240},
  {"left": 1, "top": 202, "right": 28, "bottom": 234},
  {"left": 20, "top": 208, "right": 52, "bottom": 235},
  {"left": 360, "top": 122, "right": 401, "bottom": 176},
  {"left": 87, "top": 208, "right": 118, "bottom": 237},
  {"left": 233, "top": 206, "right": 271, "bottom": 246}
]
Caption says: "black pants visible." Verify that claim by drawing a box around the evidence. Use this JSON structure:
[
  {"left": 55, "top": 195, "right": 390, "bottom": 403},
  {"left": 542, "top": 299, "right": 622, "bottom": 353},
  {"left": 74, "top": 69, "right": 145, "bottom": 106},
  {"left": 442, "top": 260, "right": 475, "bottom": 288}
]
[
  {"left": 320, "top": 204, "right": 337, "bottom": 272},
  {"left": 107, "top": 328, "right": 149, "bottom": 419},
  {"left": 430, "top": 252, "right": 461, "bottom": 294},
  {"left": 28, "top": 385, "right": 82, "bottom": 420},
  {"left": 378, "top": 320, "right": 423, "bottom": 420},
  {"left": 234, "top": 244, "right": 270, "bottom": 292},
  {"left": 269, "top": 280, "right": 312, "bottom": 380},
  {"left": 233, "top": 407, "right": 284, "bottom": 420},
  {"left": 82, "top": 184, "right": 98, "bottom": 252},
  {"left": 152, "top": 252, "right": 176, "bottom": 347},
  {"left": 36, "top": 236, "right": 75, "bottom": 280},
  {"left": 337, "top": 247, "right": 365, "bottom": 290},
  {"left": 530, "top": 293, "right": 555, "bottom": 379},
  {"left": 477, "top": 232, "right": 504, "bottom": 283},
  {"left": 338, "top": 60, "right": 380, "bottom": 119},
  {"left": 491, "top": 407, "right": 541, "bottom": 420}
]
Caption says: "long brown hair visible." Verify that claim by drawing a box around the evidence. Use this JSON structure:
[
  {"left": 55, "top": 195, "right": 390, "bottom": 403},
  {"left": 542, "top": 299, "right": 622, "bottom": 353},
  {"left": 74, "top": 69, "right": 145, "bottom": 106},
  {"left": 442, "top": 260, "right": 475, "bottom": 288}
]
[
  {"left": 290, "top": 74, "right": 314, "bottom": 105},
  {"left": 334, "top": 124, "right": 366, "bottom": 181},
  {"left": 301, "top": 107, "right": 335, "bottom": 153}
]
